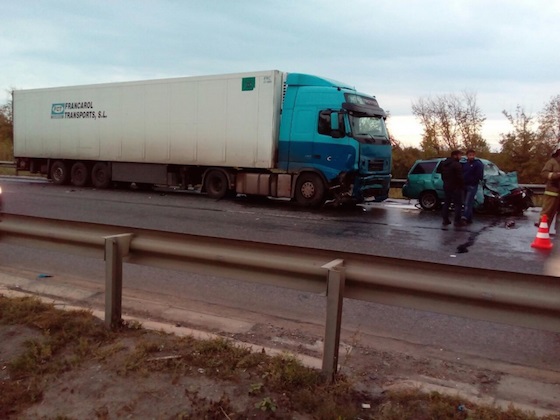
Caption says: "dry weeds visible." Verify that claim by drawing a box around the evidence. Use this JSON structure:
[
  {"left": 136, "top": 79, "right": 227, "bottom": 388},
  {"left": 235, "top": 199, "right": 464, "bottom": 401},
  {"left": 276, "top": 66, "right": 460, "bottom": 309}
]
[{"left": 1, "top": 295, "right": 558, "bottom": 419}]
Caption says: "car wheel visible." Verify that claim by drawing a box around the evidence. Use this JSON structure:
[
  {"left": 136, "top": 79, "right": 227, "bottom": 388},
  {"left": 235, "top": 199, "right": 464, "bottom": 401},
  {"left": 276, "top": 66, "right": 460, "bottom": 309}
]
[{"left": 419, "top": 191, "right": 439, "bottom": 211}]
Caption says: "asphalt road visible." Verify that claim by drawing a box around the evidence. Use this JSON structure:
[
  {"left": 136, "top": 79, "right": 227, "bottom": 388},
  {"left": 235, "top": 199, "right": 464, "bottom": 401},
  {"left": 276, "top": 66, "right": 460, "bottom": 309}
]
[
  {"left": 0, "top": 177, "right": 559, "bottom": 374},
  {"left": 0, "top": 177, "right": 549, "bottom": 273}
]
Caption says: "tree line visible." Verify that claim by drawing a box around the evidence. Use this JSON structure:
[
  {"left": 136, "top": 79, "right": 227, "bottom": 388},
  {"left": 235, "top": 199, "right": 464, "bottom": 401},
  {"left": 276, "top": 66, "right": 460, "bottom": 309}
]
[
  {"left": 0, "top": 96, "right": 12, "bottom": 161},
  {"left": 1, "top": 93, "right": 559, "bottom": 183},
  {"left": 392, "top": 93, "right": 560, "bottom": 183}
]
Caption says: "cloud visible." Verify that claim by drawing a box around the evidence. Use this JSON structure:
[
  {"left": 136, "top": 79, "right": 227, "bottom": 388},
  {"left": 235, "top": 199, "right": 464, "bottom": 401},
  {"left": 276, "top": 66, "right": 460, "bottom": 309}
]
[{"left": 1, "top": 0, "right": 560, "bottom": 144}]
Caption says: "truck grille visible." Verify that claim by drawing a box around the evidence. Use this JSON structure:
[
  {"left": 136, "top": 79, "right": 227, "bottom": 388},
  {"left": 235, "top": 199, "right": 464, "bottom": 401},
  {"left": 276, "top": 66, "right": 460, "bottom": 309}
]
[{"left": 368, "top": 159, "right": 385, "bottom": 172}]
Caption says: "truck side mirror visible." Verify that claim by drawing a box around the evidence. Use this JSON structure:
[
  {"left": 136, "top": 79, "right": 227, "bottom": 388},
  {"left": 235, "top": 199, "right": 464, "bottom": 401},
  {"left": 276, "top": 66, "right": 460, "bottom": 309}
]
[
  {"left": 330, "top": 112, "right": 343, "bottom": 138},
  {"left": 330, "top": 112, "right": 339, "bottom": 130}
]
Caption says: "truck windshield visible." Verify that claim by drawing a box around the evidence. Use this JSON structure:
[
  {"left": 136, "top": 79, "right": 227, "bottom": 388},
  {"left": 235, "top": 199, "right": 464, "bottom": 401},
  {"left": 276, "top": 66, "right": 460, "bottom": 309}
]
[{"left": 349, "top": 115, "right": 388, "bottom": 141}]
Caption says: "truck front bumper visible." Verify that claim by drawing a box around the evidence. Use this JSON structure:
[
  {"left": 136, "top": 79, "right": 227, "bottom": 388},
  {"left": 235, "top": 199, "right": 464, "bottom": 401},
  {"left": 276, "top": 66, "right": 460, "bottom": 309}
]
[{"left": 357, "top": 174, "right": 391, "bottom": 202}]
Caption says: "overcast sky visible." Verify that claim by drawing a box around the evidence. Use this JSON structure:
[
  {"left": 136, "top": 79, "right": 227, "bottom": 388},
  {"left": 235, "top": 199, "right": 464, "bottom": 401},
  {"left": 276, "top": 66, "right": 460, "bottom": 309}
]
[{"left": 3, "top": 0, "right": 559, "bottom": 149}]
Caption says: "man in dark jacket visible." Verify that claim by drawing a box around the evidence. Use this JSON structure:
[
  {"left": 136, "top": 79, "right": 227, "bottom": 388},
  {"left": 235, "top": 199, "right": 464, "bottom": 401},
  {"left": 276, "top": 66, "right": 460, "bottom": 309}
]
[
  {"left": 441, "top": 150, "right": 466, "bottom": 227},
  {"left": 461, "top": 149, "right": 484, "bottom": 224}
]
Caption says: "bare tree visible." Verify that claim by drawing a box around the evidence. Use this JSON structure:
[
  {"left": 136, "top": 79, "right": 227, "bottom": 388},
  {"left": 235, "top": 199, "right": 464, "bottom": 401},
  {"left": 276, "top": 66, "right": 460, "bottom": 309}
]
[
  {"left": 435, "top": 95, "right": 461, "bottom": 150},
  {"left": 455, "top": 92, "right": 488, "bottom": 152},
  {"left": 419, "top": 127, "right": 443, "bottom": 158},
  {"left": 411, "top": 97, "right": 438, "bottom": 143},
  {"left": 499, "top": 105, "right": 539, "bottom": 182},
  {"left": 0, "top": 90, "right": 13, "bottom": 160},
  {"left": 412, "top": 92, "right": 487, "bottom": 154},
  {"left": 538, "top": 94, "right": 560, "bottom": 147}
]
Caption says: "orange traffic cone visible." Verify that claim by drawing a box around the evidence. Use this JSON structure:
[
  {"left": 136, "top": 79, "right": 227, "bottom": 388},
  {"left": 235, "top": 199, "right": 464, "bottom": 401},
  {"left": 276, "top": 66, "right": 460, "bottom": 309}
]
[{"left": 531, "top": 215, "right": 553, "bottom": 250}]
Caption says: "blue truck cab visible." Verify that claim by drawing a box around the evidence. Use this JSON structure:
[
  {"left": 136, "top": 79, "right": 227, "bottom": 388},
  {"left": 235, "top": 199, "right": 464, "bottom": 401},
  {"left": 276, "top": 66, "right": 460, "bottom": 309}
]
[{"left": 277, "top": 73, "right": 391, "bottom": 206}]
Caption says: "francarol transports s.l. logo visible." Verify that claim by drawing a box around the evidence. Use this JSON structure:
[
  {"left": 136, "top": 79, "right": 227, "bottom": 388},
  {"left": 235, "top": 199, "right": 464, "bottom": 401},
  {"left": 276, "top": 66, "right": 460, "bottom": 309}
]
[
  {"left": 49, "top": 101, "right": 104, "bottom": 119},
  {"left": 51, "top": 103, "right": 65, "bottom": 119}
]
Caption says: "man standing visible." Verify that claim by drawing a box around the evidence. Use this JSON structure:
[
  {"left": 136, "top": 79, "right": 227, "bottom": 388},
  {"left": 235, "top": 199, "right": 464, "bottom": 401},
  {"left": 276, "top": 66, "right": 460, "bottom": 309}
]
[
  {"left": 441, "top": 150, "right": 465, "bottom": 227},
  {"left": 538, "top": 144, "right": 560, "bottom": 227},
  {"left": 461, "top": 149, "right": 484, "bottom": 224}
]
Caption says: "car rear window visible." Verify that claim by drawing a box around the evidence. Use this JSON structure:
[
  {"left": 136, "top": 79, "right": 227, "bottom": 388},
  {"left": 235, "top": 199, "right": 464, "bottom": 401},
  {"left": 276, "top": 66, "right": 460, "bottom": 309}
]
[{"left": 411, "top": 161, "right": 438, "bottom": 175}]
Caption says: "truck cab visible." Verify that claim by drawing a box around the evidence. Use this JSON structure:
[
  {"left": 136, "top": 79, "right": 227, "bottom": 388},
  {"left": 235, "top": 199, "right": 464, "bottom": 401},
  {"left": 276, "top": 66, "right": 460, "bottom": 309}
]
[{"left": 277, "top": 73, "right": 391, "bottom": 206}]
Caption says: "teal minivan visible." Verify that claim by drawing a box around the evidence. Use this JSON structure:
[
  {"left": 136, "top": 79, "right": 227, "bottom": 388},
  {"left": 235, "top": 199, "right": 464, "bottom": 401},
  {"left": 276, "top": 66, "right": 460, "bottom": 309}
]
[{"left": 402, "top": 158, "right": 533, "bottom": 214}]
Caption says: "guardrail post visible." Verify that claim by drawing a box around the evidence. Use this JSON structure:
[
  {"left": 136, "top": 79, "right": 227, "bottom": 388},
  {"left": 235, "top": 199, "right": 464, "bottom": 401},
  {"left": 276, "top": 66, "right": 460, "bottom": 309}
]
[
  {"left": 104, "top": 234, "right": 132, "bottom": 330},
  {"left": 321, "top": 259, "right": 345, "bottom": 382}
]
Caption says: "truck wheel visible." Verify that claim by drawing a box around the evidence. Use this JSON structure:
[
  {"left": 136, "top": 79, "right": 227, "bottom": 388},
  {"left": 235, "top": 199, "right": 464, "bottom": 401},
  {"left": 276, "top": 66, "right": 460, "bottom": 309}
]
[
  {"left": 295, "top": 173, "right": 325, "bottom": 207},
  {"left": 50, "top": 160, "right": 69, "bottom": 185},
  {"left": 204, "top": 170, "right": 229, "bottom": 199},
  {"left": 419, "top": 191, "right": 438, "bottom": 211},
  {"left": 71, "top": 162, "right": 90, "bottom": 187},
  {"left": 91, "top": 162, "right": 112, "bottom": 189}
]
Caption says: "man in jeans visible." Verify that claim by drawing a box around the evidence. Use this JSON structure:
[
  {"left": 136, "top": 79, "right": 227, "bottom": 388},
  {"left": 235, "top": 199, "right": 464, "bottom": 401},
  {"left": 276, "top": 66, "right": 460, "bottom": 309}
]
[
  {"left": 461, "top": 149, "right": 484, "bottom": 224},
  {"left": 441, "top": 150, "right": 465, "bottom": 227}
]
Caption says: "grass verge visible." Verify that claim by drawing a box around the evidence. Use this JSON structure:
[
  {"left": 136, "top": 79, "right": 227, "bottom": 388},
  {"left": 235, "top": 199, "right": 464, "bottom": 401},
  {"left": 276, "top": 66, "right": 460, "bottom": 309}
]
[{"left": 1, "top": 295, "right": 558, "bottom": 418}]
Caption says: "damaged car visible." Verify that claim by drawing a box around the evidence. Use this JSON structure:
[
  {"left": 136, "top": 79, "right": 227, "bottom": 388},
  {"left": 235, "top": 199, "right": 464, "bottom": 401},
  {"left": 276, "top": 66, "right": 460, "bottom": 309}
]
[{"left": 402, "top": 158, "right": 534, "bottom": 215}]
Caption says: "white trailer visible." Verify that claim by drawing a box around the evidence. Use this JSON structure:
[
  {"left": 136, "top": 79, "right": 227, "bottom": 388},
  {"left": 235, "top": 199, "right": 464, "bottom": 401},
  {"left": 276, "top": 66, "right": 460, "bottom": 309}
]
[{"left": 14, "top": 71, "right": 284, "bottom": 190}]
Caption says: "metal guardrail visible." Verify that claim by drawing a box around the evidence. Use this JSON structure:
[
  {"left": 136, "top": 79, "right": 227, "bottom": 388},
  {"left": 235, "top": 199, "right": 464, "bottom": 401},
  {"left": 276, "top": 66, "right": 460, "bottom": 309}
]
[
  {"left": 1, "top": 213, "right": 559, "bottom": 378},
  {"left": 389, "top": 179, "right": 406, "bottom": 189},
  {"left": 520, "top": 184, "right": 546, "bottom": 194}
]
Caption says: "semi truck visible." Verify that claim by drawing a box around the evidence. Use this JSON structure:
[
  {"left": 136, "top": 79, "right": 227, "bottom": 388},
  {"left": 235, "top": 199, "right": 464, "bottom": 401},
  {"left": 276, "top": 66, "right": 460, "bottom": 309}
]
[{"left": 13, "top": 70, "right": 392, "bottom": 207}]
